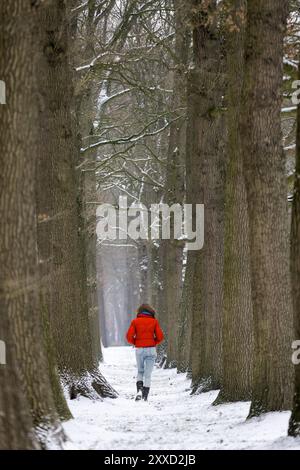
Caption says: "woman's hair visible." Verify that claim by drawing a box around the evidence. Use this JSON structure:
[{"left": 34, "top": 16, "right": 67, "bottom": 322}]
[{"left": 137, "top": 304, "right": 156, "bottom": 316}]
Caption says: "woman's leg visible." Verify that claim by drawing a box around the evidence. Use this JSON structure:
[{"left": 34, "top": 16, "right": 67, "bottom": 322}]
[
  {"left": 135, "top": 348, "right": 144, "bottom": 383},
  {"left": 143, "top": 347, "right": 157, "bottom": 388}
]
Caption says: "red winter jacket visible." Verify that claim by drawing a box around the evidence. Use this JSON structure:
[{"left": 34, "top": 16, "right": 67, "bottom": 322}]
[{"left": 126, "top": 314, "right": 164, "bottom": 348}]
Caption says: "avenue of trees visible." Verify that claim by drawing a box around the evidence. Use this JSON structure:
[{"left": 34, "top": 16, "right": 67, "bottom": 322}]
[{"left": 1, "top": 0, "right": 300, "bottom": 449}]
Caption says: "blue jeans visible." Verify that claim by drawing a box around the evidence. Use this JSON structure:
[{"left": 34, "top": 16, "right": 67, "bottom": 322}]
[{"left": 135, "top": 347, "right": 157, "bottom": 388}]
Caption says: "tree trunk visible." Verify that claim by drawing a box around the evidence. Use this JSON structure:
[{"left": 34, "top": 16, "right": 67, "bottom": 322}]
[
  {"left": 0, "top": 0, "right": 61, "bottom": 448},
  {"left": 0, "top": 316, "right": 37, "bottom": 449},
  {"left": 161, "top": 1, "right": 188, "bottom": 368},
  {"left": 240, "top": 0, "right": 293, "bottom": 416},
  {"left": 35, "top": 0, "right": 73, "bottom": 419},
  {"left": 214, "top": 0, "right": 253, "bottom": 405},
  {"left": 138, "top": 241, "right": 152, "bottom": 302},
  {"left": 156, "top": 241, "right": 168, "bottom": 366},
  {"left": 75, "top": 0, "right": 103, "bottom": 363},
  {"left": 288, "top": 56, "right": 300, "bottom": 436},
  {"left": 177, "top": 251, "right": 195, "bottom": 373},
  {"left": 35, "top": 0, "right": 117, "bottom": 401},
  {"left": 149, "top": 242, "right": 161, "bottom": 319},
  {"left": 188, "top": 0, "right": 225, "bottom": 393}
]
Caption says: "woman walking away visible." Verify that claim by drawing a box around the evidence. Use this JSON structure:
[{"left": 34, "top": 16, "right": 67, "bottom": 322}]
[{"left": 126, "top": 304, "right": 164, "bottom": 401}]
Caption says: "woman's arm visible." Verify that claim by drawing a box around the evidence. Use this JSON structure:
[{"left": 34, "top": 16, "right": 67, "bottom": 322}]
[
  {"left": 154, "top": 320, "right": 164, "bottom": 345},
  {"left": 126, "top": 320, "right": 136, "bottom": 345}
]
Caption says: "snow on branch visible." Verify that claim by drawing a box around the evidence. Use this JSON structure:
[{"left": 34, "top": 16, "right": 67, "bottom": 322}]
[
  {"left": 98, "top": 87, "right": 134, "bottom": 107},
  {"left": 81, "top": 114, "right": 182, "bottom": 153},
  {"left": 283, "top": 57, "right": 298, "bottom": 69},
  {"left": 284, "top": 143, "right": 296, "bottom": 151},
  {"left": 76, "top": 51, "right": 116, "bottom": 72},
  {"left": 281, "top": 106, "right": 297, "bottom": 113},
  {"left": 71, "top": 1, "right": 88, "bottom": 14},
  {"left": 75, "top": 38, "right": 174, "bottom": 73},
  {"left": 95, "top": 145, "right": 135, "bottom": 170}
]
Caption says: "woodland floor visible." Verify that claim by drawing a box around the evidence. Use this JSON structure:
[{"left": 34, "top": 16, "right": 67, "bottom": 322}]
[{"left": 62, "top": 347, "right": 300, "bottom": 450}]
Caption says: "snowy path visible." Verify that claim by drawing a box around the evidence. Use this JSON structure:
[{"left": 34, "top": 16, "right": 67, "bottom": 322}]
[{"left": 63, "top": 347, "right": 300, "bottom": 450}]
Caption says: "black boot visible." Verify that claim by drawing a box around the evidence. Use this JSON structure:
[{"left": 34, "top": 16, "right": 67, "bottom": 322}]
[
  {"left": 135, "top": 381, "right": 143, "bottom": 401},
  {"left": 142, "top": 386, "right": 150, "bottom": 401}
]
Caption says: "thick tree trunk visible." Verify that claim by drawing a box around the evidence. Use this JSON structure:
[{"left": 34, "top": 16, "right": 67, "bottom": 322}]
[
  {"left": 188, "top": 0, "right": 225, "bottom": 392},
  {"left": 0, "top": 316, "right": 36, "bottom": 449},
  {"left": 35, "top": 0, "right": 117, "bottom": 401},
  {"left": 177, "top": 44, "right": 198, "bottom": 375},
  {"left": 81, "top": 164, "right": 102, "bottom": 362},
  {"left": 177, "top": 251, "right": 195, "bottom": 373},
  {"left": 288, "top": 57, "right": 300, "bottom": 436},
  {"left": 163, "top": 238, "right": 184, "bottom": 368},
  {"left": 0, "top": 0, "right": 61, "bottom": 448},
  {"left": 161, "top": 1, "right": 188, "bottom": 368},
  {"left": 75, "top": 0, "right": 103, "bottom": 363},
  {"left": 97, "top": 254, "right": 109, "bottom": 348},
  {"left": 214, "top": 0, "right": 253, "bottom": 405},
  {"left": 77, "top": 120, "right": 102, "bottom": 363},
  {"left": 240, "top": 0, "right": 293, "bottom": 416},
  {"left": 35, "top": 2, "right": 73, "bottom": 418}
]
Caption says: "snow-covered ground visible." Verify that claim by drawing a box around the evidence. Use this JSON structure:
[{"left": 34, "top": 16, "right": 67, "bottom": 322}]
[{"left": 62, "top": 346, "right": 300, "bottom": 450}]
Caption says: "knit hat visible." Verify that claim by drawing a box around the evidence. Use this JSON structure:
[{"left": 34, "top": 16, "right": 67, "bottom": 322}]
[{"left": 137, "top": 304, "right": 156, "bottom": 317}]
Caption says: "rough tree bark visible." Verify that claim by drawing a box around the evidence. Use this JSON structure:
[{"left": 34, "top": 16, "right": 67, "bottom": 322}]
[
  {"left": 288, "top": 56, "right": 300, "bottom": 436},
  {"left": 75, "top": 0, "right": 103, "bottom": 363},
  {"left": 0, "top": 317, "right": 37, "bottom": 449},
  {"left": 240, "top": 0, "right": 293, "bottom": 416},
  {"left": 35, "top": 6, "right": 73, "bottom": 421},
  {"left": 97, "top": 250, "right": 109, "bottom": 348},
  {"left": 138, "top": 241, "right": 152, "bottom": 303},
  {"left": 214, "top": 0, "right": 253, "bottom": 405},
  {"left": 35, "top": 0, "right": 117, "bottom": 400},
  {"left": 0, "top": 0, "right": 62, "bottom": 448},
  {"left": 161, "top": 0, "right": 188, "bottom": 368},
  {"left": 188, "top": 0, "right": 225, "bottom": 392},
  {"left": 177, "top": 251, "right": 195, "bottom": 373}
]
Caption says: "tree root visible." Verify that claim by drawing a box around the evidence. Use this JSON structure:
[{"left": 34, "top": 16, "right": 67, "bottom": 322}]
[
  {"left": 64, "top": 369, "right": 118, "bottom": 401},
  {"left": 190, "top": 376, "right": 216, "bottom": 395},
  {"left": 35, "top": 419, "right": 66, "bottom": 449}
]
